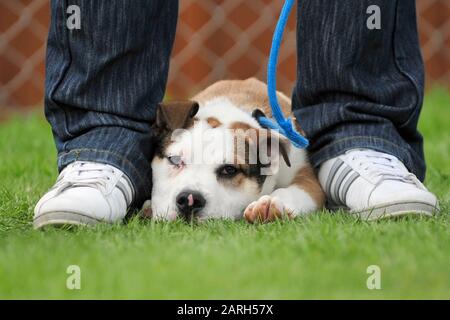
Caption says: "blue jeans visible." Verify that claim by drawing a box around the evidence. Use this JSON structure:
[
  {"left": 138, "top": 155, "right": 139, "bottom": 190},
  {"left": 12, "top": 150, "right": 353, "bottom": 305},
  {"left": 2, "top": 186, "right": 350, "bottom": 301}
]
[{"left": 45, "top": 0, "right": 425, "bottom": 207}]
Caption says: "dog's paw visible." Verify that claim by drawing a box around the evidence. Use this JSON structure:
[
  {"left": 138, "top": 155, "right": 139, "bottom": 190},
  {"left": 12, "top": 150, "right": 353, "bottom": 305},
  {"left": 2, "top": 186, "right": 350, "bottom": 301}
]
[
  {"left": 141, "top": 200, "right": 153, "bottom": 218},
  {"left": 243, "top": 195, "right": 292, "bottom": 224}
]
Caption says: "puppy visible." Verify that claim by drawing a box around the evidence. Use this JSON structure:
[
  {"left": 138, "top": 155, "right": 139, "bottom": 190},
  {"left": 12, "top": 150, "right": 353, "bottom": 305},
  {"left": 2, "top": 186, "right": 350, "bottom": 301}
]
[{"left": 147, "top": 78, "right": 324, "bottom": 223}]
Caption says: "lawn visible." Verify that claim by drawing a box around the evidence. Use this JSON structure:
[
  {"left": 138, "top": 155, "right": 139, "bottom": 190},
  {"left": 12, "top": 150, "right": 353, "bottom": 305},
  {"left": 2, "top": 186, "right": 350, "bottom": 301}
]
[{"left": 0, "top": 88, "right": 449, "bottom": 299}]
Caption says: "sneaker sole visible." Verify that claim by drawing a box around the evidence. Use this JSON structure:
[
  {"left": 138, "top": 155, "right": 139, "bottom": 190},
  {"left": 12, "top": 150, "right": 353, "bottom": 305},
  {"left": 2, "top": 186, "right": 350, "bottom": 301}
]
[
  {"left": 352, "top": 201, "right": 439, "bottom": 221},
  {"left": 33, "top": 211, "right": 102, "bottom": 229}
]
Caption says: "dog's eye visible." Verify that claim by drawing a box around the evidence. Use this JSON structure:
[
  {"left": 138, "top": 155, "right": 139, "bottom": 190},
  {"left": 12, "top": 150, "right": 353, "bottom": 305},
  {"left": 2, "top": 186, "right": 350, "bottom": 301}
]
[
  {"left": 167, "top": 155, "right": 182, "bottom": 167},
  {"left": 218, "top": 165, "right": 238, "bottom": 177}
]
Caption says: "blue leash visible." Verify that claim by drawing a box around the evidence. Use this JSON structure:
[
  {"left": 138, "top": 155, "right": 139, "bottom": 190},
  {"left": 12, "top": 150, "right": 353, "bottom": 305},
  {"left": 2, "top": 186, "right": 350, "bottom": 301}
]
[{"left": 257, "top": 0, "right": 309, "bottom": 149}]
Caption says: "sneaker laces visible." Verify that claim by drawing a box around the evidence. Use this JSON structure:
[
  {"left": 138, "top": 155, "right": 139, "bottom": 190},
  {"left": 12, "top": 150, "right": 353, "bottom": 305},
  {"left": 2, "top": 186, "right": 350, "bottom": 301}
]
[
  {"left": 348, "top": 149, "right": 422, "bottom": 187},
  {"left": 54, "top": 162, "right": 117, "bottom": 194}
]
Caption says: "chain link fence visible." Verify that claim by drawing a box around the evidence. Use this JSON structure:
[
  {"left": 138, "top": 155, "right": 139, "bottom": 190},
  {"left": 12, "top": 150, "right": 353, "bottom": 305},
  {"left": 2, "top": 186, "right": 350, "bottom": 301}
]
[{"left": 0, "top": 0, "right": 449, "bottom": 109}]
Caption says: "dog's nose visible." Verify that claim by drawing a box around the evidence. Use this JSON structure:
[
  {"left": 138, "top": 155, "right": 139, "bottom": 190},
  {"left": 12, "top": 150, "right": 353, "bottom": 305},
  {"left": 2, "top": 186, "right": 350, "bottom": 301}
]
[{"left": 176, "top": 190, "right": 206, "bottom": 217}]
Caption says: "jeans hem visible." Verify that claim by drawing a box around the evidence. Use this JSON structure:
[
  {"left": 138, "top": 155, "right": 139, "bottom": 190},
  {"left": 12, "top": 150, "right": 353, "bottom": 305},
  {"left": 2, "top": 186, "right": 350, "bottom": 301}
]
[{"left": 57, "top": 148, "right": 150, "bottom": 207}]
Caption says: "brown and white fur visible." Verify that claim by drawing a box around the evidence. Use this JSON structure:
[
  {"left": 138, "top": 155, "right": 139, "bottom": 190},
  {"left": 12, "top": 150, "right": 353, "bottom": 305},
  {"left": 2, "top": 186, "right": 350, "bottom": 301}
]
[{"left": 147, "top": 78, "right": 324, "bottom": 223}]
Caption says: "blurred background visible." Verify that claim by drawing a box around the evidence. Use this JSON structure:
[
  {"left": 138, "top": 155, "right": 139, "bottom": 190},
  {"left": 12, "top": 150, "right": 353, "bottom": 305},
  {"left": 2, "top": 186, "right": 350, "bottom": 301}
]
[{"left": 0, "top": 0, "right": 449, "bottom": 112}]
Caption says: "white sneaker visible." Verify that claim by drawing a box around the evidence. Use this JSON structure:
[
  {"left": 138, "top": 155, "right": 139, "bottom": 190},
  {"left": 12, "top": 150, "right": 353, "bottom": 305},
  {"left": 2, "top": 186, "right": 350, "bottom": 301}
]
[
  {"left": 318, "top": 149, "right": 439, "bottom": 220},
  {"left": 34, "top": 161, "right": 134, "bottom": 229}
]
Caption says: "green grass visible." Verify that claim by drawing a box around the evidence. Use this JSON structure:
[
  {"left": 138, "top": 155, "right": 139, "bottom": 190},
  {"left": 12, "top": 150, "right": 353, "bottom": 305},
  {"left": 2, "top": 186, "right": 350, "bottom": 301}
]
[{"left": 0, "top": 88, "right": 449, "bottom": 299}]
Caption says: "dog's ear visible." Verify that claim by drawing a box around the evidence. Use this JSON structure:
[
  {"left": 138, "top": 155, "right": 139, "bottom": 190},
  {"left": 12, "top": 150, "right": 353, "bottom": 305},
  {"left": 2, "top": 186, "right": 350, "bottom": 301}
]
[
  {"left": 155, "top": 100, "right": 199, "bottom": 131},
  {"left": 260, "top": 130, "right": 291, "bottom": 168},
  {"left": 251, "top": 108, "right": 291, "bottom": 167},
  {"left": 251, "top": 108, "right": 266, "bottom": 124}
]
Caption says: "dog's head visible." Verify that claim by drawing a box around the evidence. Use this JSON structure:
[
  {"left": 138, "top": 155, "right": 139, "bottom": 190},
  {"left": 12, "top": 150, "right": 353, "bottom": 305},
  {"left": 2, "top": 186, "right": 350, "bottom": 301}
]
[{"left": 149, "top": 98, "right": 291, "bottom": 221}]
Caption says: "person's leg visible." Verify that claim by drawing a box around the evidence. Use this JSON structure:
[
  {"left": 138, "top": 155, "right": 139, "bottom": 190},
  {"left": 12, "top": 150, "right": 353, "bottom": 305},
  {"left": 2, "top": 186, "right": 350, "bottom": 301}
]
[
  {"left": 35, "top": 0, "right": 178, "bottom": 227},
  {"left": 292, "top": 0, "right": 438, "bottom": 218}
]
